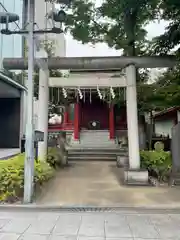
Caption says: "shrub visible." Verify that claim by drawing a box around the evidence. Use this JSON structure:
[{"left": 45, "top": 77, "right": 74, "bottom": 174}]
[
  {"left": 47, "top": 147, "right": 68, "bottom": 168},
  {"left": 0, "top": 154, "right": 54, "bottom": 203},
  {"left": 47, "top": 147, "right": 62, "bottom": 168},
  {"left": 140, "top": 150, "right": 172, "bottom": 182}
]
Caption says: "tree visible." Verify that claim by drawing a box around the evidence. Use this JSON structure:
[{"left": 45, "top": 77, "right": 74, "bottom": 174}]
[
  {"left": 66, "top": 0, "right": 159, "bottom": 56},
  {"left": 64, "top": 0, "right": 162, "bottom": 113},
  {"left": 148, "top": 0, "right": 180, "bottom": 108},
  {"left": 52, "top": 0, "right": 180, "bottom": 110},
  {"left": 150, "top": 0, "right": 180, "bottom": 55},
  {"left": 152, "top": 64, "right": 180, "bottom": 107}
]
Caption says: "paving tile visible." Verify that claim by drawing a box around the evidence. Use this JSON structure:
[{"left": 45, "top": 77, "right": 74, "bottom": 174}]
[
  {"left": 106, "top": 238, "right": 133, "bottom": 240},
  {"left": 105, "top": 215, "right": 132, "bottom": 238},
  {"left": 156, "top": 224, "right": 180, "bottom": 239},
  {"left": 0, "top": 212, "right": 16, "bottom": 220},
  {"left": 127, "top": 215, "right": 159, "bottom": 239},
  {"left": 149, "top": 214, "right": 180, "bottom": 238},
  {"left": 132, "top": 239, "right": 161, "bottom": 240},
  {"left": 37, "top": 213, "right": 60, "bottom": 222},
  {"left": 78, "top": 237, "right": 105, "bottom": 240},
  {"left": 81, "top": 215, "right": 105, "bottom": 224},
  {"left": 149, "top": 214, "right": 172, "bottom": 226},
  {"left": 0, "top": 233, "right": 20, "bottom": 240},
  {"left": 5, "top": 212, "right": 38, "bottom": 221},
  {"left": 78, "top": 216, "right": 104, "bottom": 237},
  {"left": 18, "top": 234, "right": 49, "bottom": 240},
  {"left": 52, "top": 214, "right": 81, "bottom": 236},
  {"left": 25, "top": 219, "right": 55, "bottom": 235},
  {"left": 169, "top": 214, "right": 180, "bottom": 223},
  {"left": 78, "top": 224, "right": 104, "bottom": 237},
  {"left": 1, "top": 219, "right": 31, "bottom": 234},
  {"left": 50, "top": 236, "right": 77, "bottom": 240},
  {"left": 104, "top": 214, "right": 126, "bottom": 222},
  {"left": 0, "top": 219, "right": 10, "bottom": 229}
]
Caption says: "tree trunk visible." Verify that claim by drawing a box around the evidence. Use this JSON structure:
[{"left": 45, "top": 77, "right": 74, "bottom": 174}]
[{"left": 148, "top": 111, "right": 153, "bottom": 150}]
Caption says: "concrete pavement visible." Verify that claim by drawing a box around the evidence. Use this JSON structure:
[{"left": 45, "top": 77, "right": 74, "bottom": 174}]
[
  {"left": 36, "top": 161, "right": 180, "bottom": 206},
  {"left": 0, "top": 148, "right": 20, "bottom": 160},
  {"left": 0, "top": 208, "right": 180, "bottom": 239}
]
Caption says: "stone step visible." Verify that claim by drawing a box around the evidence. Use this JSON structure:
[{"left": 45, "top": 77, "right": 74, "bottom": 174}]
[
  {"left": 75, "top": 140, "right": 115, "bottom": 143},
  {"left": 81, "top": 133, "right": 109, "bottom": 135},
  {"left": 68, "top": 148, "right": 127, "bottom": 153},
  {"left": 80, "top": 134, "right": 109, "bottom": 136},
  {"left": 67, "top": 147, "right": 127, "bottom": 161},
  {"left": 68, "top": 151, "right": 123, "bottom": 155},
  {"left": 73, "top": 144, "right": 116, "bottom": 147},
  {"left": 80, "top": 132, "right": 109, "bottom": 135},
  {"left": 79, "top": 138, "right": 112, "bottom": 141},
  {"left": 80, "top": 136, "right": 110, "bottom": 139},
  {"left": 68, "top": 155, "right": 116, "bottom": 161},
  {"left": 69, "top": 146, "right": 121, "bottom": 150},
  {"left": 79, "top": 139, "right": 114, "bottom": 141},
  {"left": 77, "top": 142, "right": 114, "bottom": 144},
  {"left": 71, "top": 142, "right": 116, "bottom": 145}
]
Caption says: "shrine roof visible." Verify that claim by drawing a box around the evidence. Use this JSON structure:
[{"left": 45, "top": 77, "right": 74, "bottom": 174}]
[
  {"left": 0, "top": 70, "right": 26, "bottom": 91},
  {"left": 153, "top": 106, "right": 180, "bottom": 119}
]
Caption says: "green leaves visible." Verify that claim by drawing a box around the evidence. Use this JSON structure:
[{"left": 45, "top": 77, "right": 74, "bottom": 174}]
[
  {"left": 65, "top": 0, "right": 159, "bottom": 54},
  {"left": 140, "top": 150, "right": 172, "bottom": 181},
  {"left": 64, "top": 0, "right": 179, "bottom": 58},
  {"left": 150, "top": 0, "right": 180, "bottom": 55},
  {"left": 150, "top": 22, "right": 180, "bottom": 55},
  {"left": 0, "top": 154, "right": 54, "bottom": 203},
  {"left": 152, "top": 63, "right": 180, "bottom": 107}
]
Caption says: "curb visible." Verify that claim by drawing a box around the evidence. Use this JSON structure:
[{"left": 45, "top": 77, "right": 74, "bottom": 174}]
[{"left": 1, "top": 204, "right": 180, "bottom": 213}]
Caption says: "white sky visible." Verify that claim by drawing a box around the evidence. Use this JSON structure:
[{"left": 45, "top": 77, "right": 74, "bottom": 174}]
[
  {"left": 65, "top": 20, "right": 168, "bottom": 57},
  {"left": 64, "top": 19, "right": 169, "bottom": 80}
]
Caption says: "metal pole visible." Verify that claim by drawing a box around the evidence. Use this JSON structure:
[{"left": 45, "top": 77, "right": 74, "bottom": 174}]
[{"left": 23, "top": 0, "right": 35, "bottom": 203}]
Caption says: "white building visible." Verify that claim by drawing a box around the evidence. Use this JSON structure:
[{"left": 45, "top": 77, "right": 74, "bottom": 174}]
[
  {"left": 153, "top": 107, "right": 180, "bottom": 138},
  {"left": 34, "top": 0, "right": 66, "bottom": 57},
  {"left": 0, "top": 0, "right": 23, "bottom": 68}
]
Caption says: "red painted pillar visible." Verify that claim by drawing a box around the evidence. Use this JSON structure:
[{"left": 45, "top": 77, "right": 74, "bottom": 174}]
[
  {"left": 109, "top": 104, "right": 115, "bottom": 139},
  {"left": 74, "top": 103, "right": 79, "bottom": 140},
  {"left": 64, "top": 106, "right": 68, "bottom": 125}
]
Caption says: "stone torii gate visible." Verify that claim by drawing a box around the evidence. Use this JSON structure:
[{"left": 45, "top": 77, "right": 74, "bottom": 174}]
[{"left": 3, "top": 55, "right": 177, "bottom": 184}]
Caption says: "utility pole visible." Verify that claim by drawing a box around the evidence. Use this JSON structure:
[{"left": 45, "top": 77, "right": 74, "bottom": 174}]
[{"left": 23, "top": 0, "right": 35, "bottom": 203}]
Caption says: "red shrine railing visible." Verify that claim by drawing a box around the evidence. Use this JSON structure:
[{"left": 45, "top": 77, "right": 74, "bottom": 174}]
[
  {"left": 48, "top": 122, "right": 74, "bottom": 132},
  {"left": 48, "top": 122, "right": 127, "bottom": 132}
]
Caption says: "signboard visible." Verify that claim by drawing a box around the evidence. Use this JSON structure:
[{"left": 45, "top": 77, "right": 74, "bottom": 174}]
[{"left": 34, "top": 130, "right": 44, "bottom": 142}]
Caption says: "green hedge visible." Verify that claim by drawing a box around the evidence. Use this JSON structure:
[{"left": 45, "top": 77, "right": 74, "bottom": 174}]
[
  {"left": 140, "top": 150, "right": 172, "bottom": 181},
  {"left": 47, "top": 147, "right": 68, "bottom": 168},
  {"left": 0, "top": 154, "right": 54, "bottom": 203},
  {"left": 47, "top": 147, "right": 61, "bottom": 168}
]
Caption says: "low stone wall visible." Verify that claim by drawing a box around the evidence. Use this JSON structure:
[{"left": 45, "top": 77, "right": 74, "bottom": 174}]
[
  {"left": 57, "top": 133, "right": 68, "bottom": 166},
  {"left": 116, "top": 156, "right": 128, "bottom": 168},
  {"left": 47, "top": 133, "right": 68, "bottom": 167}
]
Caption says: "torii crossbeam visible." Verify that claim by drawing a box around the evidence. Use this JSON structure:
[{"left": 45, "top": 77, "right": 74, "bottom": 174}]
[{"left": 3, "top": 55, "right": 177, "bottom": 70}]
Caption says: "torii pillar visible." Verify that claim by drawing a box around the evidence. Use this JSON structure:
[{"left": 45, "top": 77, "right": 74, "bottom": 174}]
[
  {"left": 37, "top": 69, "right": 49, "bottom": 161},
  {"left": 125, "top": 65, "right": 148, "bottom": 184}
]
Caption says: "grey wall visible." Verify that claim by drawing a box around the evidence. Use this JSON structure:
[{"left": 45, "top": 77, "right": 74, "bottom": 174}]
[{"left": 0, "top": 98, "right": 20, "bottom": 148}]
